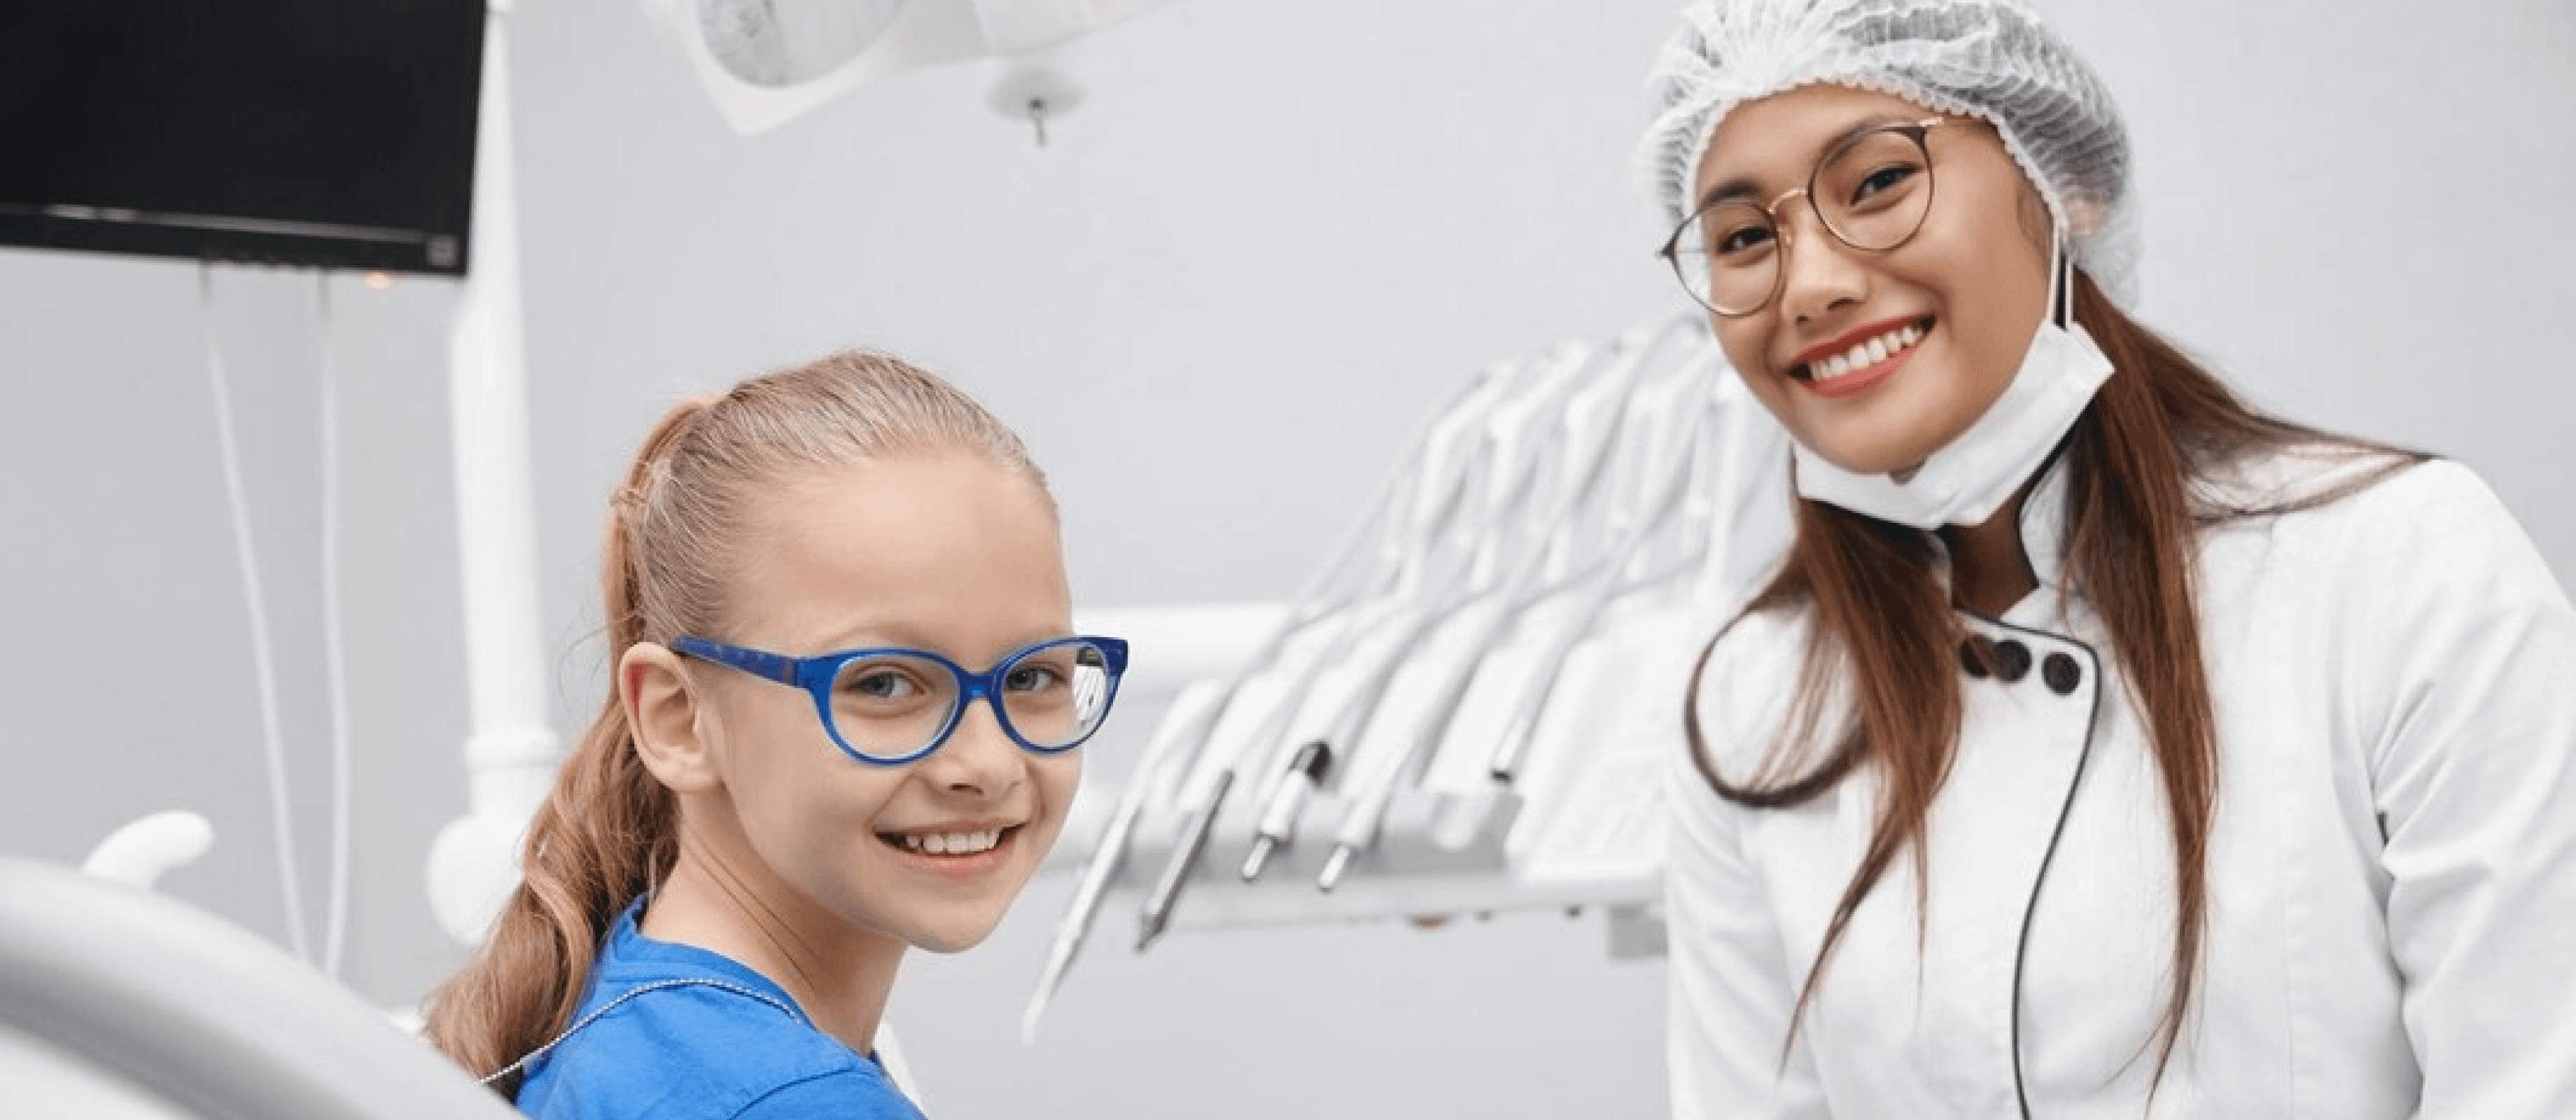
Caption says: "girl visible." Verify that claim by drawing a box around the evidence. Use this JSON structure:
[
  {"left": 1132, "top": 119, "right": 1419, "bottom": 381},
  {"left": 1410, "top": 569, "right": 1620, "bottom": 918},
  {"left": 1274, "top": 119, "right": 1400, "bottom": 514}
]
[
  {"left": 423, "top": 351, "right": 1126, "bottom": 1118},
  {"left": 1640, "top": 1, "right": 2576, "bottom": 1116}
]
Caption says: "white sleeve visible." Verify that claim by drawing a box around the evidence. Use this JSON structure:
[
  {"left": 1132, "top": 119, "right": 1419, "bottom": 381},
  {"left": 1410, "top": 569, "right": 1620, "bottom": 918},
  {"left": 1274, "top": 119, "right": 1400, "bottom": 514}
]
[
  {"left": 1664, "top": 659, "right": 1833, "bottom": 1120},
  {"left": 2353, "top": 462, "right": 2576, "bottom": 1116}
]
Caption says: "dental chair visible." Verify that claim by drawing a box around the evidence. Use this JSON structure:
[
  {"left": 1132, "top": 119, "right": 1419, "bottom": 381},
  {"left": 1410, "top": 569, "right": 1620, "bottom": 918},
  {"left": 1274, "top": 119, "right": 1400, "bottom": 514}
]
[{"left": 0, "top": 855, "right": 520, "bottom": 1120}]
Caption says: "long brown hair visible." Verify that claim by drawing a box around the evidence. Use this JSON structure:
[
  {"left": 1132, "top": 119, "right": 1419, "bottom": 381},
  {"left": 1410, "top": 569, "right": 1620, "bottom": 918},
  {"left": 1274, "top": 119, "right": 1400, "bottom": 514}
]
[
  {"left": 419, "top": 351, "right": 1049, "bottom": 1097},
  {"left": 1688, "top": 270, "right": 2423, "bottom": 1081}
]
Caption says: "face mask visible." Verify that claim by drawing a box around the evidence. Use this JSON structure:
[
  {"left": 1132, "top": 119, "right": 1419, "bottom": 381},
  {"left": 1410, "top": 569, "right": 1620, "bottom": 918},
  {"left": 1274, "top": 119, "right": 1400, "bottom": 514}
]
[{"left": 1788, "top": 239, "right": 2114, "bottom": 530}]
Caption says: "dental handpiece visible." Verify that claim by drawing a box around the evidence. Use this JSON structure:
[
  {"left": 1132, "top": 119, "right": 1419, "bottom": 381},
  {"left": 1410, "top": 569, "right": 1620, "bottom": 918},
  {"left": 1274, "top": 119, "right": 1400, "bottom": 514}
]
[
  {"left": 1317, "top": 724, "right": 1447, "bottom": 894},
  {"left": 1023, "top": 685, "right": 1227, "bottom": 1041},
  {"left": 1112, "top": 374, "right": 1515, "bottom": 959},
  {"left": 1022, "top": 791, "right": 1142, "bottom": 1041},
  {"left": 1126, "top": 610, "right": 1365, "bottom": 953},
  {"left": 1485, "top": 568, "right": 1624, "bottom": 785},
  {"left": 1492, "top": 349, "right": 1719, "bottom": 783},
  {"left": 1240, "top": 740, "right": 1333, "bottom": 881},
  {"left": 1314, "top": 479, "right": 1600, "bottom": 881},
  {"left": 1134, "top": 768, "right": 1231, "bottom": 952},
  {"left": 1492, "top": 426, "right": 1714, "bottom": 782},
  {"left": 1315, "top": 599, "right": 1513, "bottom": 892}
]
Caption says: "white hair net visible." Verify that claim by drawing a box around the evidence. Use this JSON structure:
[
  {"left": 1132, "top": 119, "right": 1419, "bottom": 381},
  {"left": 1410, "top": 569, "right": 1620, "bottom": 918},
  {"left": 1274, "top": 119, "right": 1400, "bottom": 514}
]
[{"left": 1638, "top": 0, "right": 2141, "bottom": 307}]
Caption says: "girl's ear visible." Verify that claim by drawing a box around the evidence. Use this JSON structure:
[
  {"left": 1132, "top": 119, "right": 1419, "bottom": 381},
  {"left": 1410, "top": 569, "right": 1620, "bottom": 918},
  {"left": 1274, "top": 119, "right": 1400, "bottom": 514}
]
[{"left": 622, "top": 643, "right": 724, "bottom": 794}]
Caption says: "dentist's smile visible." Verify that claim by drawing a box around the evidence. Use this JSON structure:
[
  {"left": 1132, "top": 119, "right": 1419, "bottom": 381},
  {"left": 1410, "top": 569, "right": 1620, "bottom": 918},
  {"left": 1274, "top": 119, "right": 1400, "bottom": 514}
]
[{"left": 1789, "top": 316, "right": 1934, "bottom": 399}]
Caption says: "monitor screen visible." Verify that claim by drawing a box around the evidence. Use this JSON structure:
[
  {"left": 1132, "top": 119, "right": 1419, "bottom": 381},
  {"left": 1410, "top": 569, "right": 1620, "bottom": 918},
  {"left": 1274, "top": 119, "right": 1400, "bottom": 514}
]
[{"left": 0, "top": 1, "right": 486, "bottom": 276}]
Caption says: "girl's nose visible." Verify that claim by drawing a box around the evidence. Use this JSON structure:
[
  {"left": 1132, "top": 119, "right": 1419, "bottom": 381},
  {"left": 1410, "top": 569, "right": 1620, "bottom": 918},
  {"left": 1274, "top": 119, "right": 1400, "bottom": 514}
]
[{"left": 918, "top": 699, "right": 1023, "bottom": 798}]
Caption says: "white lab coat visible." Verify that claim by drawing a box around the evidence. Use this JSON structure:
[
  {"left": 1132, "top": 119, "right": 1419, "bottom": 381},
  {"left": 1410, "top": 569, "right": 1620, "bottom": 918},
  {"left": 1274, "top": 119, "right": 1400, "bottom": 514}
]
[{"left": 1666, "top": 451, "right": 2576, "bottom": 1119}]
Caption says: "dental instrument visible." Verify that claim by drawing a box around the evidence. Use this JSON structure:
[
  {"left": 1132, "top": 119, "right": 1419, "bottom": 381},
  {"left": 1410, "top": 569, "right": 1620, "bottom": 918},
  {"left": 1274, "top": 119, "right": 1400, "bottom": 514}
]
[
  {"left": 1312, "top": 334, "right": 1693, "bottom": 889},
  {"left": 1315, "top": 602, "right": 1506, "bottom": 892},
  {"left": 1240, "top": 740, "right": 1333, "bottom": 881},
  {"left": 1134, "top": 768, "right": 1231, "bottom": 951},
  {"left": 1490, "top": 330, "right": 1726, "bottom": 783},
  {"left": 1021, "top": 680, "right": 1222, "bottom": 1040},
  {"left": 1490, "top": 355, "right": 1725, "bottom": 783},
  {"left": 1221, "top": 349, "right": 1545, "bottom": 811},
  {"left": 1126, "top": 359, "right": 1519, "bottom": 951},
  {"left": 1308, "top": 355, "right": 1628, "bottom": 890}
]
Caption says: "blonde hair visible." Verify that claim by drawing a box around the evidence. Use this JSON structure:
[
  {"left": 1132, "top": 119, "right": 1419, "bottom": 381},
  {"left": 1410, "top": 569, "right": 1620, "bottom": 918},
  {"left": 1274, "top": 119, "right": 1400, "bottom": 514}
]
[{"left": 421, "top": 350, "right": 1049, "bottom": 1095}]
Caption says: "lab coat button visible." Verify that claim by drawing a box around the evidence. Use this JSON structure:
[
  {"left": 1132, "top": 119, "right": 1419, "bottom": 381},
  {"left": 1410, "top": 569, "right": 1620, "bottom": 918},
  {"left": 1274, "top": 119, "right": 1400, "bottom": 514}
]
[
  {"left": 1958, "top": 637, "right": 1991, "bottom": 679},
  {"left": 1993, "top": 638, "right": 2031, "bottom": 682},
  {"left": 2043, "top": 651, "right": 2082, "bottom": 695}
]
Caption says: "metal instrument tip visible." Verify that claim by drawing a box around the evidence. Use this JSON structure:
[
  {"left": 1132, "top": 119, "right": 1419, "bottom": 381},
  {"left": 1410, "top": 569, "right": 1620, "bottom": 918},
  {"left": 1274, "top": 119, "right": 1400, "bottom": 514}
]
[
  {"left": 1240, "top": 835, "right": 1278, "bottom": 881},
  {"left": 1317, "top": 844, "right": 1355, "bottom": 892},
  {"left": 1019, "top": 992, "right": 1049, "bottom": 1044},
  {"left": 1021, "top": 935, "right": 1079, "bottom": 1044}
]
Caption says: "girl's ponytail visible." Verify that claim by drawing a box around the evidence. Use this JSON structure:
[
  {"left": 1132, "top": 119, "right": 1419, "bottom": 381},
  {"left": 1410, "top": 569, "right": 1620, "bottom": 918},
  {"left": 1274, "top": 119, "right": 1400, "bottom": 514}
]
[{"left": 419, "top": 402, "right": 704, "bottom": 1096}]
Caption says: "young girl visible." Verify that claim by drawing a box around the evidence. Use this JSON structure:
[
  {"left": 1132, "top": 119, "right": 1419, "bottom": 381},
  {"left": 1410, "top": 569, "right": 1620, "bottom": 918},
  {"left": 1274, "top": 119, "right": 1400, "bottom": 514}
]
[
  {"left": 422, "top": 351, "right": 1127, "bottom": 1118},
  {"left": 1641, "top": 1, "right": 2576, "bottom": 1116}
]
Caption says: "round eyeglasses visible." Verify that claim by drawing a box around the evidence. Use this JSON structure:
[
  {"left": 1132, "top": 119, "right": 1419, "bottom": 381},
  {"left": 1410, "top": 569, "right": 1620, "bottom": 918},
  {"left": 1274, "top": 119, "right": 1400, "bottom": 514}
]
[
  {"left": 1659, "top": 118, "right": 1946, "bottom": 318},
  {"left": 671, "top": 634, "right": 1129, "bottom": 766}
]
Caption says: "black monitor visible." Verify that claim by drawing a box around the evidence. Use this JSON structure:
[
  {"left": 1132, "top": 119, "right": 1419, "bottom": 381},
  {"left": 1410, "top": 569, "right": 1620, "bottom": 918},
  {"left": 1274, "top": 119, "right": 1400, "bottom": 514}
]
[{"left": 0, "top": 1, "right": 486, "bottom": 276}]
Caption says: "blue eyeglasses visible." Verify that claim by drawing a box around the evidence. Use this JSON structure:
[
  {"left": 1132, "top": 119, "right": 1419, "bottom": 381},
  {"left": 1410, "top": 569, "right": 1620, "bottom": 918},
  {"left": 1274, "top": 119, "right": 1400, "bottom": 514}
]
[{"left": 670, "top": 634, "right": 1129, "bottom": 766}]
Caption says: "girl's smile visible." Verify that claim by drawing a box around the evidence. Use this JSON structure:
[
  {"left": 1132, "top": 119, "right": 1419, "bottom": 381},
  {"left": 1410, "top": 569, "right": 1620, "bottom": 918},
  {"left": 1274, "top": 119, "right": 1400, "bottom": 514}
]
[{"left": 874, "top": 817, "right": 1031, "bottom": 881}]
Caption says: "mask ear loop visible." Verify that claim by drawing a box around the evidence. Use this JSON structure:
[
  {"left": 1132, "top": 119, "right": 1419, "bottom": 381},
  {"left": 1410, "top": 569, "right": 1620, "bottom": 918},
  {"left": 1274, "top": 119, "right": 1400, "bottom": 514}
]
[{"left": 2050, "top": 225, "right": 2074, "bottom": 330}]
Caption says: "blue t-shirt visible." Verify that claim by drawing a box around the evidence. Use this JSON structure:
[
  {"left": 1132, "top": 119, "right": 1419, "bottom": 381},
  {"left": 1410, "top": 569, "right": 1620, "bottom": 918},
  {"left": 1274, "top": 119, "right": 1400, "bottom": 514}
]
[{"left": 514, "top": 899, "right": 926, "bottom": 1120}]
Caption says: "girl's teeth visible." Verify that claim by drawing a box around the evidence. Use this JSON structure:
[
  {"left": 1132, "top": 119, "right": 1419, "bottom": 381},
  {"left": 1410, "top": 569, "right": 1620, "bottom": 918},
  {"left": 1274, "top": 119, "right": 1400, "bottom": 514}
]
[{"left": 897, "top": 830, "right": 1002, "bottom": 855}]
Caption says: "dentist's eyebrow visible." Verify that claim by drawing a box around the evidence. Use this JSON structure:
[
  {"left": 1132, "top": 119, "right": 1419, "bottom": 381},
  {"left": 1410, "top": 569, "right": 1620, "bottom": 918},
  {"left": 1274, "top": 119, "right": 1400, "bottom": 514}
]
[{"left": 1691, "top": 113, "right": 1921, "bottom": 214}]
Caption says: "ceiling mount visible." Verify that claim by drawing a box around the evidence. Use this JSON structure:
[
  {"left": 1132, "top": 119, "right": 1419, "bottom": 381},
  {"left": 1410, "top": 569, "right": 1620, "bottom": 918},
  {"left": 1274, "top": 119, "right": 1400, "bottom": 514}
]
[{"left": 642, "top": 0, "right": 1182, "bottom": 137}]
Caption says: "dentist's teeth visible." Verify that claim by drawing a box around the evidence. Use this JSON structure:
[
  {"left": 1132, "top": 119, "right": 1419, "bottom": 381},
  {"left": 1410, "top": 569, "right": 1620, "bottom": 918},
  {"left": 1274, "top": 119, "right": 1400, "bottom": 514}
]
[{"left": 1809, "top": 323, "right": 1922, "bottom": 382}]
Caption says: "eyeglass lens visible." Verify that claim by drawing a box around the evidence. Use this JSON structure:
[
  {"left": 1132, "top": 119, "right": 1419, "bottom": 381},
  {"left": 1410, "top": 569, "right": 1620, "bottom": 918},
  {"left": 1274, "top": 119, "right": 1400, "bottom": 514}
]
[
  {"left": 826, "top": 640, "right": 1116, "bottom": 760},
  {"left": 1671, "top": 125, "right": 1935, "bottom": 316}
]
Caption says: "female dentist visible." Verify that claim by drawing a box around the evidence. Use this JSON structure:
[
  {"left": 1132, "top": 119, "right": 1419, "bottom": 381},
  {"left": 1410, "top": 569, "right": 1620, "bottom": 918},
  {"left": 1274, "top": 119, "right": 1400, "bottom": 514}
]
[{"left": 1641, "top": 1, "right": 2576, "bottom": 1116}]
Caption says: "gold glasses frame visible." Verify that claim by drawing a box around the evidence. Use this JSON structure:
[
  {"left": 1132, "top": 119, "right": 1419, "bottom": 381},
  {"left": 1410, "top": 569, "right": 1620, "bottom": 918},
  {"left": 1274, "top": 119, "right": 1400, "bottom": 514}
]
[{"left": 1659, "top": 116, "right": 1950, "bottom": 318}]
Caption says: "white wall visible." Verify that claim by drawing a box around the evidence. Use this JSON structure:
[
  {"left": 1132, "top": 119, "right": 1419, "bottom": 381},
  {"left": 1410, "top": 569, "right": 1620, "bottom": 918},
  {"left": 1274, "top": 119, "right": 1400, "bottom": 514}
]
[{"left": 1, "top": 1, "right": 2570, "bottom": 1117}]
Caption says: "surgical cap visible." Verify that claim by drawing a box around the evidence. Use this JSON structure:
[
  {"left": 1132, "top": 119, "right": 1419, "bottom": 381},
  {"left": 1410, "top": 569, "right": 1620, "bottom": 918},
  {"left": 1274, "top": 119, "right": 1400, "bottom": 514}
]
[{"left": 1638, "top": 0, "right": 2141, "bottom": 307}]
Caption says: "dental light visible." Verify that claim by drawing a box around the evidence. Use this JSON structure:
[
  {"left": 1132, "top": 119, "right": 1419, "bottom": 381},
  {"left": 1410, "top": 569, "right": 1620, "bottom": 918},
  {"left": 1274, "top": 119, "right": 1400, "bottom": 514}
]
[{"left": 640, "top": 0, "right": 1190, "bottom": 142}]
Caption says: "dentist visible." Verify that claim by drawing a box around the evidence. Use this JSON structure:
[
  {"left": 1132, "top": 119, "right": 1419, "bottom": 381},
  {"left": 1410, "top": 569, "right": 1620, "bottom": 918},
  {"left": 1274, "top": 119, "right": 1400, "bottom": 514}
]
[{"left": 1642, "top": 1, "right": 2576, "bottom": 1116}]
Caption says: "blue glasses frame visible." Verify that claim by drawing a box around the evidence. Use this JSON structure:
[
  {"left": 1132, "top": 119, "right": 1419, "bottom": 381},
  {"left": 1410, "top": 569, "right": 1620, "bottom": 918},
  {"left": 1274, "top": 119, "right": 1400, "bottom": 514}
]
[{"left": 669, "top": 634, "right": 1130, "bottom": 767}]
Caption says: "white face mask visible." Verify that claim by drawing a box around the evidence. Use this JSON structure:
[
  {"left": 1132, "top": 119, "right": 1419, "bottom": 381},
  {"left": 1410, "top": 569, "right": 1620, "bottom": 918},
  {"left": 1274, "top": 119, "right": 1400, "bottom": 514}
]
[{"left": 1788, "top": 241, "right": 2114, "bottom": 530}]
